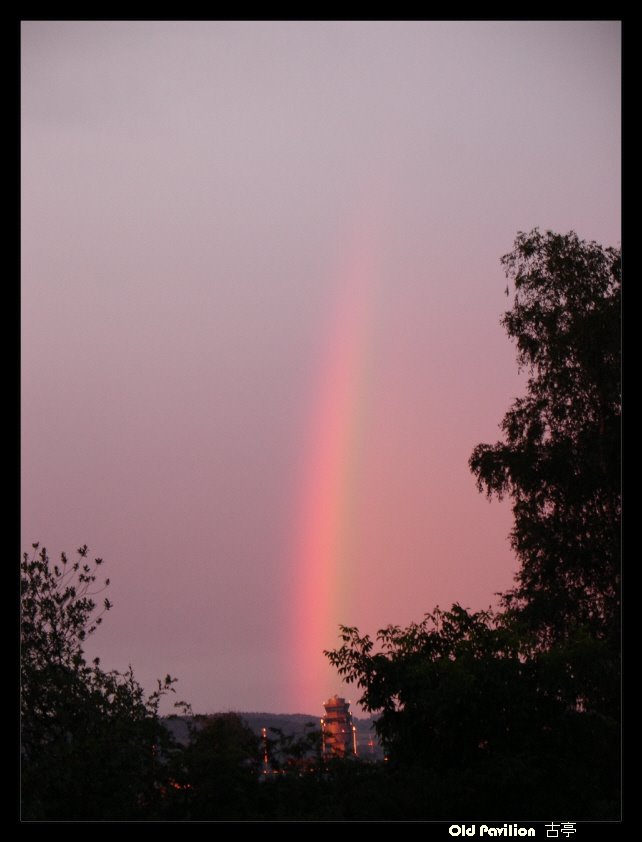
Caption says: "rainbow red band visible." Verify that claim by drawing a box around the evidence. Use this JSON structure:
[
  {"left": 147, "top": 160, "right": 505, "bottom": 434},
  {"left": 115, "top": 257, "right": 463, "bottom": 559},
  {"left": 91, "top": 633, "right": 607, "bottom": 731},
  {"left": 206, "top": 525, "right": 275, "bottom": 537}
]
[{"left": 290, "top": 233, "right": 379, "bottom": 707}]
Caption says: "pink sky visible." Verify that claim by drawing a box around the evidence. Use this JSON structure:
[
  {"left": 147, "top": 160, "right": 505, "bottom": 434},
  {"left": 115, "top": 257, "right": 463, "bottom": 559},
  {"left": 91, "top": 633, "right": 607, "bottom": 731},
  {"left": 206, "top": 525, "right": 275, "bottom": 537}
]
[{"left": 21, "top": 21, "right": 621, "bottom": 715}]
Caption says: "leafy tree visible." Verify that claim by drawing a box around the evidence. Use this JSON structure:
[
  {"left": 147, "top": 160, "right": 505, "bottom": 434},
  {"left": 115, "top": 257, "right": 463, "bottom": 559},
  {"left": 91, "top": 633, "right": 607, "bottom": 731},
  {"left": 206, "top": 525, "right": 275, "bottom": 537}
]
[
  {"left": 265, "top": 721, "right": 322, "bottom": 772},
  {"left": 469, "top": 229, "right": 621, "bottom": 645},
  {"left": 21, "top": 543, "right": 183, "bottom": 820},
  {"left": 326, "top": 606, "right": 532, "bottom": 766},
  {"left": 326, "top": 606, "right": 619, "bottom": 818},
  {"left": 175, "top": 713, "right": 261, "bottom": 819}
]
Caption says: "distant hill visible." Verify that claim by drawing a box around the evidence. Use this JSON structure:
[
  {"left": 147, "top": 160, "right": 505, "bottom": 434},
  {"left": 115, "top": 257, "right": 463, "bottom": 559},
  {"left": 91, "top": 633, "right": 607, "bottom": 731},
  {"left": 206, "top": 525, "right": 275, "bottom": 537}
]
[{"left": 163, "top": 712, "right": 383, "bottom": 758}]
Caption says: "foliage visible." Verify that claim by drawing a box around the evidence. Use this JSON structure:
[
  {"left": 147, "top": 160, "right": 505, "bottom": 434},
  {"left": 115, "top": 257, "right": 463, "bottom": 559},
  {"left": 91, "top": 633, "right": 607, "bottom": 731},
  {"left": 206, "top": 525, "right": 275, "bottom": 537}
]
[
  {"left": 469, "top": 229, "right": 621, "bottom": 643},
  {"left": 265, "top": 721, "right": 322, "bottom": 772},
  {"left": 326, "top": 606, "right": 619, "bottom": 818},
  {"left": 327, "top": 606, "right": 526, "bottom": 762},
  {"left": 174, "top": 713, "right": 261, "bottom": 819},
  {"left": 21, "top": 544, "right": 183, "bottom": 820}
]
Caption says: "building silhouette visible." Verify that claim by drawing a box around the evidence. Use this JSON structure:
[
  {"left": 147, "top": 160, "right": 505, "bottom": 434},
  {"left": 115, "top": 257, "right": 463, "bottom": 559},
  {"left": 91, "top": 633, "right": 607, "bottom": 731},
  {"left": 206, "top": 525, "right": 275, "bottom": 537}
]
[{"left": 321, "top": 695, "right": 357, "bottom": 758}]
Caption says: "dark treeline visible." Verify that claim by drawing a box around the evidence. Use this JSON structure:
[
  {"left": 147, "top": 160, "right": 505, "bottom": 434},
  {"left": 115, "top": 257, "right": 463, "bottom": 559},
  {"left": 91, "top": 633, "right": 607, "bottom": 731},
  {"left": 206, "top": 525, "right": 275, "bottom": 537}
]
[{"left": 20, "top": 230, "right": 620, "bottom": 821}]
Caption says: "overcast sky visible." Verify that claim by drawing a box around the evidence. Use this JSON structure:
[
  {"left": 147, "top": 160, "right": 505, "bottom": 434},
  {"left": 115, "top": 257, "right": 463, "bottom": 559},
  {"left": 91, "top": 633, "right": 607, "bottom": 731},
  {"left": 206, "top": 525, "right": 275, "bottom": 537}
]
[{"left": 22, "top": 20, "right": 620, "bottom": 715}]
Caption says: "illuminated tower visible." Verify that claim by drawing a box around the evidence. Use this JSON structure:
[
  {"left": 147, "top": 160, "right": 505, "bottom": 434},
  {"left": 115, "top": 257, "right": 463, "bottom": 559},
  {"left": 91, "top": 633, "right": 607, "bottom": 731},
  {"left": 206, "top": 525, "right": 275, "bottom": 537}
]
[{"left": 321, "top": 695, "right": 357, "bottom": 758}]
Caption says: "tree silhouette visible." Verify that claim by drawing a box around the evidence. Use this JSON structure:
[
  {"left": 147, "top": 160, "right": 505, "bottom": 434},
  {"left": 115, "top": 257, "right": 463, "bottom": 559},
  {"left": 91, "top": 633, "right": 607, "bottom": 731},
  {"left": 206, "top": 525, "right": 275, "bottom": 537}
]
[
  {"left": 173, "top": 713, "right": 261, "bottom": 820},
  {"left": 470, "top": 229, "right": 621, "bottom": 646},
  {"left": 21, "top": 544, "right": 183, "bottom": 820}
]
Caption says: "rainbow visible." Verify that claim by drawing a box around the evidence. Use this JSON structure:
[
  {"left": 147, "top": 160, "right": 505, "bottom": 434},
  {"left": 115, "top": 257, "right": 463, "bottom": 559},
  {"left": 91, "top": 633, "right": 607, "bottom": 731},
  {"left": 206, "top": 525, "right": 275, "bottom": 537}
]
[{"left": 289, "top": 229, "right": 379, "bottom": 710}]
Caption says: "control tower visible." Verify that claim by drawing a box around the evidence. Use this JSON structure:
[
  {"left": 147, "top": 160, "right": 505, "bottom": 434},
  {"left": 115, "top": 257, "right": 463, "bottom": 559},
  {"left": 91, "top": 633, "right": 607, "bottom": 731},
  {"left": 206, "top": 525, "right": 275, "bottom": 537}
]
[{"left": 321, "top": 695, "right": 357, "bottom": 757}]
